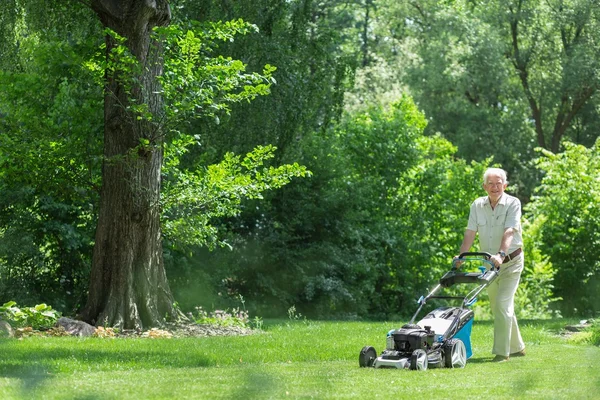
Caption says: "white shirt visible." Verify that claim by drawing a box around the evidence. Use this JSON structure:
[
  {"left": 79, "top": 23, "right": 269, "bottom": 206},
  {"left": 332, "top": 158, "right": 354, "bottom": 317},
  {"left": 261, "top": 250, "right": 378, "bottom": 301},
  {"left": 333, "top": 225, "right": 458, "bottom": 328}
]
[{"left": 466, "top": 193, "right": 523, "bottom": 255}]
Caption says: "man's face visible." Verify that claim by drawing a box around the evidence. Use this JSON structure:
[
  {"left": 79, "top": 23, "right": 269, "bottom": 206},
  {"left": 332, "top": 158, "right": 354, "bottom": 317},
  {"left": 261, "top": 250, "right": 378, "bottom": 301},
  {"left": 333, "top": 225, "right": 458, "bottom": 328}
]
[{"left": 483, "top": 173, "right": 507, "bottom": 201}]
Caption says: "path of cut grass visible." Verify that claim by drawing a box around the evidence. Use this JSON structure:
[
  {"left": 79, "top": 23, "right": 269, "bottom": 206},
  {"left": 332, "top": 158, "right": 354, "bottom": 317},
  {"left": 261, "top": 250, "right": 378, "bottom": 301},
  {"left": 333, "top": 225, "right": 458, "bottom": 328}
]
[{"left": 0, "top": 319, "right": 598, "bottom": 399}]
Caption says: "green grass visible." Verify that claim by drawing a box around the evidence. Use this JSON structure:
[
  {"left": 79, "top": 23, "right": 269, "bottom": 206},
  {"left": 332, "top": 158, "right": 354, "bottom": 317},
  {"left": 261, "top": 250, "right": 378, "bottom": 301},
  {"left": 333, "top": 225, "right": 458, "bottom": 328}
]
[{"left": 1, "top": 319, "right": 599, "bottom": 399}]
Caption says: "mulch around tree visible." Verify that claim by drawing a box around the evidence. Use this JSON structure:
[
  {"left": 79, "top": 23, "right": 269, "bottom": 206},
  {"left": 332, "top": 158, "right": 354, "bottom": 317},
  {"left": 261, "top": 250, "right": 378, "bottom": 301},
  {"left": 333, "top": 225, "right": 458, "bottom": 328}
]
[{"left": 9, "top": 321, "right": 256, "bottom": 339}]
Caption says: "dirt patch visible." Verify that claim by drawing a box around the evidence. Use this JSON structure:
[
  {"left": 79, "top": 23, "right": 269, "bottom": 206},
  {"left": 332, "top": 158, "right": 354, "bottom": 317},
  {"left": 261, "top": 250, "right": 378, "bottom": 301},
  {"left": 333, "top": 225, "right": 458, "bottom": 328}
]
[
  {"left": 12, "top": 321, "right": 256, "bottom": 339},
  {"left": 116, "top": 322, "right": 256, "bottom": 338}
]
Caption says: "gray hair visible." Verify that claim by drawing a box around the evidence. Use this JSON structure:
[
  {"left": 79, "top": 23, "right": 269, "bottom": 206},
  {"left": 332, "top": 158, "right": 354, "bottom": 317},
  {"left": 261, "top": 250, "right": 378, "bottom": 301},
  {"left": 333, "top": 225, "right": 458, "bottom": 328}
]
[{"left": 483, "top": 168, "right": 508, "bottom": 184}]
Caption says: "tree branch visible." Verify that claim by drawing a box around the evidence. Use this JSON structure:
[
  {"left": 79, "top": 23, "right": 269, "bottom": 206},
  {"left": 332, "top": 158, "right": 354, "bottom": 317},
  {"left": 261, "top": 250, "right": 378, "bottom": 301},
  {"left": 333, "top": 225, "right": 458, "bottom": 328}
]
[
  {"left": 551, "top": 86, "right": 596, "bottom": 152},
  {"left": 509, "top": 3, "right": 546, "bottom": 149}
]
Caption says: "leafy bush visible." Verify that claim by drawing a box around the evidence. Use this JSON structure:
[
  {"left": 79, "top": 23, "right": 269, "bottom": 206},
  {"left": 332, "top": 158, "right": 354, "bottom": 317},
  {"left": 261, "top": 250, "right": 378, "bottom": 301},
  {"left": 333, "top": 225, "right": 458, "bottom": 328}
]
[
  {"left": 192, "top": 306, "right": 250, "bottom": 328},
  {"left": 525, "top": 140, "right": 600, "bottom": 316},
  {"left": 171, "top": 96, "right": 495, "bottom": 320},
  {"left": 515, "top": 217, "right": 561, "bottom": 319},
  {"left": 0, "top": 301, "right": 61, "bottom": 330},
  {"left": 591, "top": 323, "right": 600, "bottom": 346},
  {"left": 0, "top": 39, "right": 101, "bottom": 313},
  {"left": 162, "top": 144, "right": 310, "bottom": 250}
]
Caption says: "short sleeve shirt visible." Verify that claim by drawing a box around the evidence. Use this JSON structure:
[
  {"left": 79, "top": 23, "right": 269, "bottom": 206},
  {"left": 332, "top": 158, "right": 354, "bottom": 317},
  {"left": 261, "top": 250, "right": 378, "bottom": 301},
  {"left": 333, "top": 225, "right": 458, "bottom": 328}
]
[{"left": 466, "top": 193, "right": 523, "bottom": 255}]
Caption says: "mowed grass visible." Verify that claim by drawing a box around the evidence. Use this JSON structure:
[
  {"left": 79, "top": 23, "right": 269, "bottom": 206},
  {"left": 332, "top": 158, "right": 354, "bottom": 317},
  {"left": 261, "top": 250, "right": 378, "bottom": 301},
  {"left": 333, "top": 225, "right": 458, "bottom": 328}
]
[{"left": 0, "top": 318, "right": 598, "bottom": 399}]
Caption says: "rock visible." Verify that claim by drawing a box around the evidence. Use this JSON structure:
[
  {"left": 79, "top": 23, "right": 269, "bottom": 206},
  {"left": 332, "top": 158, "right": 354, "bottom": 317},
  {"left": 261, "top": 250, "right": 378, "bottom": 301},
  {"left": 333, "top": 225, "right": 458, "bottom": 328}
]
[
  {"left": 56, "top": 317, "right": 96, "bottom": 337},
  {"left": 565, "top": 321, "right": 593, "bottom": 332},
  {"left": 0, "top": 319, "right": 13, "bottom": 338}
]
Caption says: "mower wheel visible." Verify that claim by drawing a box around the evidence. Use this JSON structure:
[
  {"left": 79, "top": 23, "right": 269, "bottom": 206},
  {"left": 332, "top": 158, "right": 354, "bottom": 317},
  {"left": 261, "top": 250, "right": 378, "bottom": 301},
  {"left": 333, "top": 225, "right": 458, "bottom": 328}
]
[
  {"left": 410, "top": 349, "right": 428, "bottom": 371},
  {"left": 359, "top": 346, "right": 377, "bottom": 368},
  {"left": 443, "top": 339, "right": 467, "bottom": 368}
]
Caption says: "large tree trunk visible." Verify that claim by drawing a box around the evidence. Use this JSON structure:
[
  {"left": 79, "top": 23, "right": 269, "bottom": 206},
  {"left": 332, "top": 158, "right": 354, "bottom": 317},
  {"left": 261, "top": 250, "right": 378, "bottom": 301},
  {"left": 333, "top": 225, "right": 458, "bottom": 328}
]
[{"left": 80, "top": 0, "right": 177, "bottom": 329}]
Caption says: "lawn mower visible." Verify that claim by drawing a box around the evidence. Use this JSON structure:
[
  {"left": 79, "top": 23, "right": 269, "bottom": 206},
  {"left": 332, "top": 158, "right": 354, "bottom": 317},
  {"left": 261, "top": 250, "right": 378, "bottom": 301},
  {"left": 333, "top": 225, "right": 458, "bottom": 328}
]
[{"left": 359, "top": 252, "right": 498, "bottom": 371}]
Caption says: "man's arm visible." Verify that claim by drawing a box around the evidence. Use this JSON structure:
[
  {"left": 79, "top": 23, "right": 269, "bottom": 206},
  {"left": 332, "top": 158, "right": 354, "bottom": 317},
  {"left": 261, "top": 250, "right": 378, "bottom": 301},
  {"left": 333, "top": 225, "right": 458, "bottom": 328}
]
[
  {"left": 459, "top": 229, "right": 477, "bottom": 255},
  {"left": 455, "top": 229, "right": 477, "bottom": 267},
  {"left": 498, "top": 227, "right": 515, "bottom": 256},
  {"left": 493, "top": 198, "right": 520, "bottom": 267}
]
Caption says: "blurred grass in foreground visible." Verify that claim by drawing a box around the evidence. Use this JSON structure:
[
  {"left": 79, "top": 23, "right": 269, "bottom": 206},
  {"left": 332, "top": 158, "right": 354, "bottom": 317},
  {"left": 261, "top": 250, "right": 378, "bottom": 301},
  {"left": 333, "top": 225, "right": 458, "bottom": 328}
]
[{"left": 0, "top": 318, "right": 598, "bottom": 399}]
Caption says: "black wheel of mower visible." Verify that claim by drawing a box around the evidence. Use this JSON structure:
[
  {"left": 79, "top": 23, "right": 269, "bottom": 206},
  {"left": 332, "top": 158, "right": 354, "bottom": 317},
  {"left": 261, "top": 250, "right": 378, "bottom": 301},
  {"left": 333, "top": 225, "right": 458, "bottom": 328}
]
[
  {"left": 443, "top": 338, "right": 467, "bottom": 368},
  {"left": 410, "top": 349, "right": 428, "bottom": 371},
  {"left": 359, "top": 346, "right": 377, "bottom": 368}
]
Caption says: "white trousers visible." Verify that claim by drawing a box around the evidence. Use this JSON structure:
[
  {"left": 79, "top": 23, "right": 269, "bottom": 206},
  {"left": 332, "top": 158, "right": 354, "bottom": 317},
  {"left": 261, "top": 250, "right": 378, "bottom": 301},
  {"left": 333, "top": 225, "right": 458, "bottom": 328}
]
[{"left": 486, "top": 253, "right": 525, "bottom": 357}]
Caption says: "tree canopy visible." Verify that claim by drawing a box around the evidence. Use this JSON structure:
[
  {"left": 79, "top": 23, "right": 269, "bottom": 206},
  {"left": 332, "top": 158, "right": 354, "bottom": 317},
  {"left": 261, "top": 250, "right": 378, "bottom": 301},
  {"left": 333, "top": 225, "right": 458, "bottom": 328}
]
[{"left": 1, "top": 0, "right": 599, "bottom": 323}]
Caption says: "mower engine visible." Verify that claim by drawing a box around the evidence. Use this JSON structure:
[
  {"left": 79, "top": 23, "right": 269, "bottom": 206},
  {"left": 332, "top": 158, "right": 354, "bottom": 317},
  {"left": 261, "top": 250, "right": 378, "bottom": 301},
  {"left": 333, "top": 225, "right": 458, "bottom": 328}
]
[
  {"left": 391, "top": 325, "right": 435, "bottom": 353},
  {"left": 368, "top": 324, "right": 440, "bottom": 369}
]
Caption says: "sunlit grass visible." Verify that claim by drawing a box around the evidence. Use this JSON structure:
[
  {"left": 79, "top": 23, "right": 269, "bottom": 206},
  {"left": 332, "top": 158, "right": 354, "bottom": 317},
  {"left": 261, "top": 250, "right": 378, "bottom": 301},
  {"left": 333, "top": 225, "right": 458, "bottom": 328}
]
[{"left": 1, "top": 318, "right": 598, "bottom": 399}]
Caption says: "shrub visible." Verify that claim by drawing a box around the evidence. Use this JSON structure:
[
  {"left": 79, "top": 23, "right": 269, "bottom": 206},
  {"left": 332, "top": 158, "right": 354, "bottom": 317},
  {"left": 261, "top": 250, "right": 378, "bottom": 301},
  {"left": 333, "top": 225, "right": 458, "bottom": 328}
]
[
  {"left": 591, "top": 325, "right": 600, "bottom": 346},
  {"left": 0, "top": 301, "right": 61, "bottom": 330},
  {"left": 192, "top": 306, "right": 250, "bottom": 328},
  {"left": 515, "top": 216, "right": 560, "bottom": 319},
  {"left": 525, "top": 140, "right": 600, "bottom": 316}
]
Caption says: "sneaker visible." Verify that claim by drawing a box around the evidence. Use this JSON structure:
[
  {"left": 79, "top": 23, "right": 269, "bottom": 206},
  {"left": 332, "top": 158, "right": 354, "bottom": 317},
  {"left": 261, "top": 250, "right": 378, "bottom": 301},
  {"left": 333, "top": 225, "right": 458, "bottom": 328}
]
[
  {"left": 492, "top": 355, "right": 509, "bottom": 362},
  {"left": 510, "top": 349, "right": 526, "bottom": 357}
]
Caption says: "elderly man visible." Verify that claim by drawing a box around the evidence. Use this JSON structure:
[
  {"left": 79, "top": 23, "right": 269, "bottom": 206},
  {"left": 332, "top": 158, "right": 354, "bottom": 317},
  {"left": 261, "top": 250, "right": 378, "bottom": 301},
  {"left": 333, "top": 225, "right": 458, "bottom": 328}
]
[{"left": 456, "top": 167, "right": 526, "bottom": 362}]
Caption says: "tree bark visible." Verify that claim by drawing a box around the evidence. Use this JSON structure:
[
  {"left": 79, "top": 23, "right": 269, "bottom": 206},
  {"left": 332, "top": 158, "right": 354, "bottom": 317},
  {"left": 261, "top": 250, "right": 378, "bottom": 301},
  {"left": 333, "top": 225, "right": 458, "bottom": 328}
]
[{"left": 80, "top": 0, "right": 178, "bottom": 329}]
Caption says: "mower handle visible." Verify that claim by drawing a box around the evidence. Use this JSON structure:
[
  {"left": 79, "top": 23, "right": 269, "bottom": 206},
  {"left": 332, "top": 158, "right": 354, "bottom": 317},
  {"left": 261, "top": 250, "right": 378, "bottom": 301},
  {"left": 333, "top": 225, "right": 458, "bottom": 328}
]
[
  {"left": 452, "top": 252, "right": 495, "bottom": 271},
  {"left": 410, "top": 252, "right": 498, "bottom": 324},
  {"left": 458, "top": 251, "right": 493, "bottom": 259}
]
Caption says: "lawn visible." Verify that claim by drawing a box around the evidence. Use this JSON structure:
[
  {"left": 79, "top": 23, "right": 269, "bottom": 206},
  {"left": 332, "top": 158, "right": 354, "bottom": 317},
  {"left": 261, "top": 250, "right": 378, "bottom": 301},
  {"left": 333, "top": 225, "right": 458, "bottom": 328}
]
[{"left": 0, "top": 318, "right": 598, "bottom": 399}]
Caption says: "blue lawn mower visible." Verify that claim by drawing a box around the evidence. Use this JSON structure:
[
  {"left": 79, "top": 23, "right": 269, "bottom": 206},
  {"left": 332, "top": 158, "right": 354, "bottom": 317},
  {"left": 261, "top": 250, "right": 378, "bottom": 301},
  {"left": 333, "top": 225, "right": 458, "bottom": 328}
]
[{"left": 359, "top": 252, "right": 498, "bottom": 370}]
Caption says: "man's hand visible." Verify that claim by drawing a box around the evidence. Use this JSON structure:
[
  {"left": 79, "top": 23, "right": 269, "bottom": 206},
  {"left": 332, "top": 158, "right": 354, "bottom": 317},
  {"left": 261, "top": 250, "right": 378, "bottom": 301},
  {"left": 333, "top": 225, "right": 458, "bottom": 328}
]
[
  {"left": 453, "top": 256, "right": 464, "bottom": 269},
  {"left": 491, "top": 253, "right": 504, "bottom": 268}
]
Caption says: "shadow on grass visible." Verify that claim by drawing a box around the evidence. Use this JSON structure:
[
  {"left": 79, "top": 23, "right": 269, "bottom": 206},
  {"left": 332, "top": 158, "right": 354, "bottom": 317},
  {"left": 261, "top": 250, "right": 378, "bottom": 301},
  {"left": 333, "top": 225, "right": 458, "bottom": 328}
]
[
  {"left": 0, "top": 362, "right": 52, "bottom": 392},
  {"left": 0, "top": 342, "right": 215, "bottom": 368},
  {"left": 230, "top": 369, "right": 278, "bottom": 398},
  {"left": 0, "top": 338, "right": 215, "bottom": 396},
  {"left": 229, "top": 364, "right": 338, "bottom": 398}
]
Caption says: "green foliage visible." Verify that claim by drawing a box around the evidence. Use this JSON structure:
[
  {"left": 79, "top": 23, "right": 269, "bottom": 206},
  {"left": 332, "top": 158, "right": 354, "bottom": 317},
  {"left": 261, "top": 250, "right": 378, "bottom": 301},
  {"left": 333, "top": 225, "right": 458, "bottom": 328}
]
[
  {"left": 176, "top": 96, "right": 495, "bottom": 319},
  {"left": 0, "top": 0, "right": 100, "bottom": 72},
  {"left": 516, "top": 217, "right": 561, "bottom": 319},
  {"left": 172, "top": 0, "right": 356, "bottom": 162},
  {"left": 365, "top": 0, "right": 532, "bottom": 164},
  {"left": 565, "top": 320, "right": 600, "bottom": 346},
  {"left": 0, "top": 11, "right": 297, "bottom": 315},
  {"left": 161, "top": 1, "right": 360, "bottom": 317},
  {"left": 156, "top": 21, "right": 275, "bottom": 128},
  {"left": 0, "top": 0, "right": 585, "bottom": 324},
  {"left": 384, "top": 135, "right": 502, "bottom": 319},
  {"left": 335, "top": 98, "right": 483, "bottom": 316},
  {"left": 192, "top": 306, "right": 250, "bottom": 328},
  {"left": 591, "top": 322, "right": 600, "bottom": 346},
  {"left": 373, "top": 0, "right": 600, "bottom": 198},
  {"left": 81, "top": 18, "right": 301, "bottom": 254},
  {"left": 162, "top": 144, "right": 309, "bottom": 250},
  {"left": 525, "top": 139, "right": 600, "bottom": 316},
  {"left": 0, "top": 301, "right": 61, "bottom": 330},
  {"left": 0, "top": 29, "right": 102, "bottom": 311},
  {"left": 83, "top": 20, "right": 276, "bottom": 129}
]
